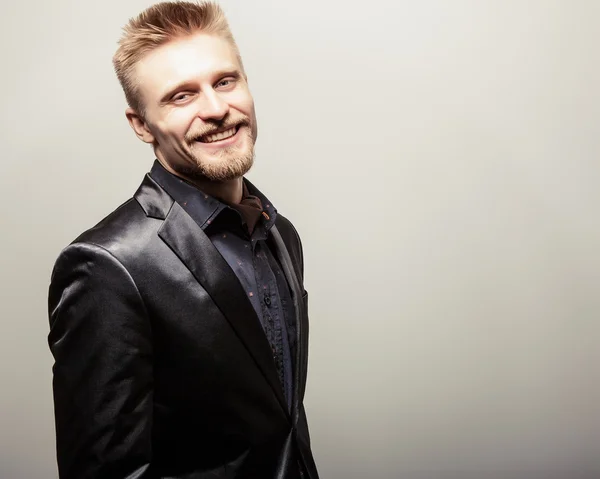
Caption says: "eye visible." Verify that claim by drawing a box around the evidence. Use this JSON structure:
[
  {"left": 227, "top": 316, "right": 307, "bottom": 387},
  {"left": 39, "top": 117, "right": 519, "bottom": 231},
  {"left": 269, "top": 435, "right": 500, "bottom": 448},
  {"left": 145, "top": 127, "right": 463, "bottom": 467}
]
[
  {"left": 172, "top": 92, "right": 193, "bottom": 103},
  {"left": 216, "top": 77, "right": 237, "bottom": 90}
]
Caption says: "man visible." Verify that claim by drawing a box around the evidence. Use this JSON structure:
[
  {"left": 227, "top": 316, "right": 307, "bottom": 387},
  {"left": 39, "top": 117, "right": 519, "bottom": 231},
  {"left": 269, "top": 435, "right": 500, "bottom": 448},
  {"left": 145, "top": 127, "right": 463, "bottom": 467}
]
[{"left": 47, "top": 2, "right": 318, "bottom": 478}]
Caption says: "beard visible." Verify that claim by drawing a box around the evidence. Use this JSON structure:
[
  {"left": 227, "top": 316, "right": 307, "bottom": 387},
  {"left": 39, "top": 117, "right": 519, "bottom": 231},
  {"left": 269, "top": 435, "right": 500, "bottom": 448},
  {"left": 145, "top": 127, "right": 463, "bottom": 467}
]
[{"left": 179, "top": 117, "right": 256, "bottom": 182}]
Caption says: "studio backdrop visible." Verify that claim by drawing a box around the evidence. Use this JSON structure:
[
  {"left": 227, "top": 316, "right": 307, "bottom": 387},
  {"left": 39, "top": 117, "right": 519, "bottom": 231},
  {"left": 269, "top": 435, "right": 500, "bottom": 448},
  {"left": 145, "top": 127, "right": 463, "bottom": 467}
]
[{"left": 1, "top": 0, "right": 599, "bottom": 478}]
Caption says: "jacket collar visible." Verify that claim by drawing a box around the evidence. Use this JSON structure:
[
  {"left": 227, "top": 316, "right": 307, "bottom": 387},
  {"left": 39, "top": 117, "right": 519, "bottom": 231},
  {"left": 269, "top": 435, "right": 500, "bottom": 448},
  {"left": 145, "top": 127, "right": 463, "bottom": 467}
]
[{"left": 133, "top": 171, "right": 173, "bottom": 220}]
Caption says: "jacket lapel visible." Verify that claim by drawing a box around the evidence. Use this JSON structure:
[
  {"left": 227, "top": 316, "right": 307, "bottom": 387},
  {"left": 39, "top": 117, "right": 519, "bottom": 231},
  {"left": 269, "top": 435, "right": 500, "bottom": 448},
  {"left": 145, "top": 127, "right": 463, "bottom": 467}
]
[
  {"left": 269, "top": 226, "right": 307, "bottom": 421},
  {"left": 135, "top": 175, "right": 288, "bottom": 413}
]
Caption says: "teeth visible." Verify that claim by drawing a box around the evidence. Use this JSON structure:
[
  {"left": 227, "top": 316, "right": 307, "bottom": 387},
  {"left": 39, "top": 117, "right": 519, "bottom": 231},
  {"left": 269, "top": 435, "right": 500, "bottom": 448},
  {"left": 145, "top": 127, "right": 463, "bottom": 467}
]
[{"left": 202, "top": 127, "right": 236, "bottom": 143}]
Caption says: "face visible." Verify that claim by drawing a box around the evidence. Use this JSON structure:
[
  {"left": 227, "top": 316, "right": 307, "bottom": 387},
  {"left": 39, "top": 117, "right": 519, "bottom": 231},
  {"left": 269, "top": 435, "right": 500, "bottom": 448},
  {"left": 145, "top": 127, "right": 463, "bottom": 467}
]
[{"left": 128, "top": 33, "right": 257, "bottom": 182}]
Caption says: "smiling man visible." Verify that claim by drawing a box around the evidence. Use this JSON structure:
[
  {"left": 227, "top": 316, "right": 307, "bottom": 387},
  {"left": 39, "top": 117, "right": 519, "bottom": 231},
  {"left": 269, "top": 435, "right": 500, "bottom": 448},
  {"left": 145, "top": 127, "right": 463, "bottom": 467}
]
[{"left": 47, "top": 2, "right": 319, "bottom": 478}]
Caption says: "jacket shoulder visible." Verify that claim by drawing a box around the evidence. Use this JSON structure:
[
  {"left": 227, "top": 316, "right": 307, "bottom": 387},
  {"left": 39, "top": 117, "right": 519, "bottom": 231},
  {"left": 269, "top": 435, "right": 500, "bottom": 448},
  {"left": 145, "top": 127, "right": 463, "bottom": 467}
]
[
  {"left": 274, "top": 213, "right": 305, "bottom": 282},
  {"left": 73, "top": 198, "right": 149, "bottom": 245},
  {"left": 58, "top": 196, "right": 166, "bottom": 270}
]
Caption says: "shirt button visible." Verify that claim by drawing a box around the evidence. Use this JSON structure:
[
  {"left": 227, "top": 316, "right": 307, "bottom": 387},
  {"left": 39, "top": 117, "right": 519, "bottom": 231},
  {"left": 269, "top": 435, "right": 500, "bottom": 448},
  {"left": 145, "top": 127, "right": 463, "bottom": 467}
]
[{"left": 264, "top": 294, "right": 271, "bottom": 307}]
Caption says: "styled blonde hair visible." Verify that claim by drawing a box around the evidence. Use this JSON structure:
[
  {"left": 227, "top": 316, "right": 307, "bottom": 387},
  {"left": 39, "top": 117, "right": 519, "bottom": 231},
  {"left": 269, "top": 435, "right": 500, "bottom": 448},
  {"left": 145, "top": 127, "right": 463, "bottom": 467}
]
[{"left": 113, "top": 1, "right": 242, "bottom": 116}]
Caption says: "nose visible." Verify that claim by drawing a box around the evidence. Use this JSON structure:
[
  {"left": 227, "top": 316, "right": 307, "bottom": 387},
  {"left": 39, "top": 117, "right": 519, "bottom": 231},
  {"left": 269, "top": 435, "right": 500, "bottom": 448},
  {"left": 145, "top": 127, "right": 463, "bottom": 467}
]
[{"left": 197, "top": 89, "right": 229, "bottom": 121}]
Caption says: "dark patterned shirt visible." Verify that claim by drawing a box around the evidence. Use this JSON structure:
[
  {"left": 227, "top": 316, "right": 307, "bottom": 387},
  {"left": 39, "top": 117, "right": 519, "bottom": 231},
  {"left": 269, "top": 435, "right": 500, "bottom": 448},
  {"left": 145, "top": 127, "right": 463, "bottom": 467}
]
[{"left": 150, "top": 160, "right": 295, "bottom": 410}]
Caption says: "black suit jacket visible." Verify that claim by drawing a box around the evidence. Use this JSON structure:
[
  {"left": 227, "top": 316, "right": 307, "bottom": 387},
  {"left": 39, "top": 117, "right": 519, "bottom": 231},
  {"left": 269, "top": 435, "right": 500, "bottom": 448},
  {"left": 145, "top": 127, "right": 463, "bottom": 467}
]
[{"left": 48, "top": 173, "right": 319, "bottom": 479}]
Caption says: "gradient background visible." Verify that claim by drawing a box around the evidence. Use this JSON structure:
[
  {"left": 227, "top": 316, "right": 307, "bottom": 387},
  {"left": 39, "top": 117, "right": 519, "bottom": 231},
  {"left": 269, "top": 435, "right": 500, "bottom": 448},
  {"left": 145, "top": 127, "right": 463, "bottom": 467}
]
[{"left": 1, "top": 0, "right": 599, "bottom": 478}]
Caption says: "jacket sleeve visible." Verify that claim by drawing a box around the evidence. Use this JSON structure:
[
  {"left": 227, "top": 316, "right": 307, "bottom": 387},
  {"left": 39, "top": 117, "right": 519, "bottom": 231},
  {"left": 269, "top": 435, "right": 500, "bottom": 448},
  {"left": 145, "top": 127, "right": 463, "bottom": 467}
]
[{"left": 48, "top": 242, "right": 154, "bottom": 479}]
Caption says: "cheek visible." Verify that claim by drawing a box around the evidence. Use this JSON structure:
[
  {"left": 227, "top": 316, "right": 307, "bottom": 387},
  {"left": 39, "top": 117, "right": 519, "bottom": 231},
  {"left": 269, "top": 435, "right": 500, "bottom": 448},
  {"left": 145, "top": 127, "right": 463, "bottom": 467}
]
[
  {"left": 230, "top": 90, "right": 255, "bottom": 117},
  {"left": 161, "top": 111, "right": 196, "bottom": 140},
  {"left": 246, "top": 100, "right": 256, "bottom": 120},
  {"left": 249, "top": 105, "right": 258, "bottom": 138}
]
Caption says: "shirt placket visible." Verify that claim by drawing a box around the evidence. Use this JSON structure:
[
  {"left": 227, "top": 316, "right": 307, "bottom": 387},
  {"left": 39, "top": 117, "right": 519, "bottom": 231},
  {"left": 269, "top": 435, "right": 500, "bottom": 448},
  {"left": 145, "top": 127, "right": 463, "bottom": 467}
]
[{"left": 254, "top": 242, "right": 285, "bottom": 391}]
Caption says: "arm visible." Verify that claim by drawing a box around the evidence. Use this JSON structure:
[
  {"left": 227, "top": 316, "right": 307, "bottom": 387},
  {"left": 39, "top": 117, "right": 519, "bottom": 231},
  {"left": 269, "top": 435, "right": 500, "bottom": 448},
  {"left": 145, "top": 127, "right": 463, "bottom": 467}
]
[{"left": 48, "top": 242, "right": 153, "bottom": 479}]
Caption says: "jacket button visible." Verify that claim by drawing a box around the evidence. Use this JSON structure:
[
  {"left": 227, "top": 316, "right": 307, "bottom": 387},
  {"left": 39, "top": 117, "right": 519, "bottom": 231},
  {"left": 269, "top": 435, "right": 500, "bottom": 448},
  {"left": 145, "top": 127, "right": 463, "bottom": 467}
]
[{"left": 264, "top": 294, "right": 271, "bottom": 307}]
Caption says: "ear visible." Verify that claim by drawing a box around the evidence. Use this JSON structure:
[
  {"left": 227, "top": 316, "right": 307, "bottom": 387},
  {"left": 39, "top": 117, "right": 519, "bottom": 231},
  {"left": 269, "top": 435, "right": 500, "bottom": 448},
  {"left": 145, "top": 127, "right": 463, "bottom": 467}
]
[{"left": 126, "top": 108, "right": 155, "bottom": 144}]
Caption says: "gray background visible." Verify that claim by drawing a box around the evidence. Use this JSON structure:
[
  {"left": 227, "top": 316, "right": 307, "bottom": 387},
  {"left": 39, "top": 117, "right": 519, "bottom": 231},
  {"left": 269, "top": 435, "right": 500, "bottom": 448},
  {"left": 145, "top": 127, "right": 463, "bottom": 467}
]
[{"left": 1, "top": 0, "right": 599, "bottom": 478}]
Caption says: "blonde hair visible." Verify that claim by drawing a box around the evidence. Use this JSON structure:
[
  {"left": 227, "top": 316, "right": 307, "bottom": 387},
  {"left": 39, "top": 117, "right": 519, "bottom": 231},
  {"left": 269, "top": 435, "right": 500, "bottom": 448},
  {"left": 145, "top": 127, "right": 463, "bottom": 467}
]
[{"left": 113, "top": 1, "right": 242, "bottom": 116}]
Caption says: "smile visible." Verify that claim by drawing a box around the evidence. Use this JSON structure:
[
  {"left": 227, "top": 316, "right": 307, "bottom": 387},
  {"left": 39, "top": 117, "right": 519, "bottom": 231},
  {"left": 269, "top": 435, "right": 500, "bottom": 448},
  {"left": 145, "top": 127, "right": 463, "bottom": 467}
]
[{"left": 198, "top": 125, "right": 239, "bottom": 143}]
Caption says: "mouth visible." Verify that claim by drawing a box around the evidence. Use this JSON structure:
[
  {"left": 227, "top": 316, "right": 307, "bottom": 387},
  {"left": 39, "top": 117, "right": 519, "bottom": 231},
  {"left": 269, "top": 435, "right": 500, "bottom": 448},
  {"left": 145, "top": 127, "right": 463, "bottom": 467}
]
[{"left": 196, "top": 124, "right": 241, "bottom": 144}]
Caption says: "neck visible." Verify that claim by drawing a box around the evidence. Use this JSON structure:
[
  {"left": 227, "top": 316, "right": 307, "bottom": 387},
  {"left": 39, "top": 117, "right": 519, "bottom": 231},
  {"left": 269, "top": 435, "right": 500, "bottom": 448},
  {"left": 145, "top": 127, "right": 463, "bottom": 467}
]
[
  {"left": 156, "top": 159, "right": 244, "bottom": 204},
  {"left": 191, "top": 176, "right": 243, "bottom": 205}
]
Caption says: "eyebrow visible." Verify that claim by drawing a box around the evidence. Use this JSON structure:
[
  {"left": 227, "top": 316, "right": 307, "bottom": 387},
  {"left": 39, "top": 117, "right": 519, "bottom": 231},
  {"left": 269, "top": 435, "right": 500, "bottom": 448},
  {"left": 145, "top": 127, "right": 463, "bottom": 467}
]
[{"left": 158, "top": 69, "right": 242, "bottom": 105}]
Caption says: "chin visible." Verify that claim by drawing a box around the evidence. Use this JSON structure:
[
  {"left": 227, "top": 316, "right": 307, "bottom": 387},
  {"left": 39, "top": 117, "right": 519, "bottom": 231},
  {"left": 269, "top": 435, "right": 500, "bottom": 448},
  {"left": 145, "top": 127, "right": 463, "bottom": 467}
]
[{"left": 182, "top": 151, "right": 254, "bottom": 182}]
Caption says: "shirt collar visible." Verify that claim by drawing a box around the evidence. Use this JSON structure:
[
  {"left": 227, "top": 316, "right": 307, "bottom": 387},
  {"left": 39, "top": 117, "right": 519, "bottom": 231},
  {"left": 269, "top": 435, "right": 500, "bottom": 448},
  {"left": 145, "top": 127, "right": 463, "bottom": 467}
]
[
  {"left": 243, "top": 177, "right": 278, "bottom": 231},
  {"left": 149, "top": 160, "right": 277, "bottom": 232}
]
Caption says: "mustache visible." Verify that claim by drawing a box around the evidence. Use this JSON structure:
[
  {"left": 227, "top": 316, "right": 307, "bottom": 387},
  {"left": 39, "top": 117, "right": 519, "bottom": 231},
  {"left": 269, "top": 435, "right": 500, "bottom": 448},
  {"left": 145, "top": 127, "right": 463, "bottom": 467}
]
[{"left": 185, "top": 116, "right": 250, "bottom": 142}]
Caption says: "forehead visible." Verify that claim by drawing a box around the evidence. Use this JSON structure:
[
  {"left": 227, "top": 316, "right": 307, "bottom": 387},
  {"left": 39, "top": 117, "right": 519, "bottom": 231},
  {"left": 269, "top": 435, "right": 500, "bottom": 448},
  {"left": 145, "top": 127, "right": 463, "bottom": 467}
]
[{"left": 134, "top": 33, "right": 241, "bottom": 99}]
